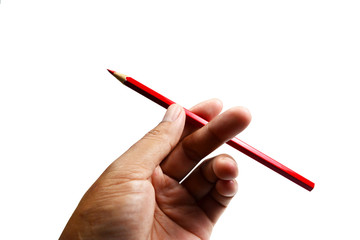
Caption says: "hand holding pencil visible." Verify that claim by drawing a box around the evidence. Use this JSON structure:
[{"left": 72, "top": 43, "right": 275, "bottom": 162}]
[
  {"left": 108, "top": 70, "right": 314, "bottom": 191},
  {"left": 60, "top": 70, "right": 314, "bottom": 239},
  {"left": 60, "top": 100, "right": 251, "bottom": 240}
]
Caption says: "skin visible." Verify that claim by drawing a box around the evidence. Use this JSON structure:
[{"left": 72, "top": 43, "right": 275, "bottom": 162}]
[{"left": 60, "top": 99, "right": 251, "bottom": 240}]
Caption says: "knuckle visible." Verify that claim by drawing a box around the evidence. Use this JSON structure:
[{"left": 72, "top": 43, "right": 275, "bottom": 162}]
[
  {"left": 142, "top": 124, "right": 174, "bottom": 150},
  {"left": 144, "top": 128, "right": 166, "bottom": 142},
  {"left": 146, "top": 129, "right": 162, "bottom": 138}
]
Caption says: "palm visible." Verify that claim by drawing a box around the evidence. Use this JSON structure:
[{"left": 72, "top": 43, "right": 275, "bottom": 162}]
[{"left": 78, "top": 168, "right": 215, "bottom": 240}]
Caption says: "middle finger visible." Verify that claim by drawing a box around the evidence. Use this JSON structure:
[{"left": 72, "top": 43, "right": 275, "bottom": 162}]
[{"left": 161, "top": 106, "right": 251, "bottom": 181}]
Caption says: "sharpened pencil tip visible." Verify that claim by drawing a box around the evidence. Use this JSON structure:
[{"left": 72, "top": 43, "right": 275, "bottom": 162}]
[
  {"left": 107, "top": 69, "right": 115, "bottom": 75},
  {"left": 107, "top": 69, "right": 128, "bottom": 84}
]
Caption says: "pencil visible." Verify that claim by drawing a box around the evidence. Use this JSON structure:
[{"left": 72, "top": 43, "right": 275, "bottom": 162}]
[{"left": 107, "top": 69, "right": 315, "bottom": 191}]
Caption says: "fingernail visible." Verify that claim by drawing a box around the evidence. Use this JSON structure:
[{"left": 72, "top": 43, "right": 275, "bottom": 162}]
[{"left": 162, "top": 104, "right": 182, "bottom": 122}]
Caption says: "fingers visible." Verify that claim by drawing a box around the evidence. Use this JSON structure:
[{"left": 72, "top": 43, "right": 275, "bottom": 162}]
[
  {"left": 182, "top": 154, "right": 238, "bottom": 224},
  {"left": 108, "top": 104, "right": 186, "bottom": 180},
  {"left": 181, "top": 154, "right": 238, "bottom": 200},
  {"left": 181, "top": 98, "right": 223, "bottom": 138},
  {"left": 199, "top": 179, "right": 238, "bottom": 223},
  {"left": 161, "top": 106, "right": 251, "bottom": 181},
  {"left": 189, "top": 98, "right": 223, "bottom": 121}
]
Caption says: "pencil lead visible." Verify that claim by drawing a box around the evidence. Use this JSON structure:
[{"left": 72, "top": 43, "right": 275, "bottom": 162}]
[{"left": 107, "top": 69, "right": 115, "bottom": 75}]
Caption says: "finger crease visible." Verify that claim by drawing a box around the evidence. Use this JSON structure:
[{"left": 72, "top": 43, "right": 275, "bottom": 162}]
[
  {"left": 200, "top": 162, "right": 217, "bottom": 184},
  {"left": 206, "top": 124, "right": 225, "bottom": 146},
  {"left": 181, "top": 141, "right": 203, "bottom": 163},
  {"left": 210, "top": 193, "right": 228, "bottom": 209}
]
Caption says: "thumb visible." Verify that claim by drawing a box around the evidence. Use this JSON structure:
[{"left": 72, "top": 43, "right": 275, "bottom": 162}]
[{"left": 111, "top": 104, "right": 186, "bottom": 179}]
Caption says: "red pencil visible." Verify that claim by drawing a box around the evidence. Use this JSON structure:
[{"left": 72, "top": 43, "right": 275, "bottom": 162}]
[{"left": 107, "top": 69, "right": 315, "bottom": 191}]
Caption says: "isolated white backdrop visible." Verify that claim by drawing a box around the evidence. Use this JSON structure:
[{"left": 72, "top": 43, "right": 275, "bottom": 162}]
[{"left": 1, "top": 0, "right": 359, "bottom": 239}]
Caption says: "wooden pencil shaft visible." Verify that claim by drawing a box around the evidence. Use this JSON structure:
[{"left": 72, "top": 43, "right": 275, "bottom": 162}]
[{"left": 111, "top": 71, "right": 315, "bottom": 191}]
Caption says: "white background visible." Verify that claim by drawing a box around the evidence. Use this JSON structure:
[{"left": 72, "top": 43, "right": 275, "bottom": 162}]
[{"left": 1, "top": 0, "right": 359, "bottom": 239}]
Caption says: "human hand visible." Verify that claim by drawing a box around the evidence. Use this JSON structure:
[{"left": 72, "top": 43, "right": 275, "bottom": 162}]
[{"left": 60, "top": 99, "right": 251, "bottom": 240}]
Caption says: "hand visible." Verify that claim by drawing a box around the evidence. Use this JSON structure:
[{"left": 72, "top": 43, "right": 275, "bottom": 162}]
[{"left": 60, "top": 99, "right": 251, "bottom": 240}]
